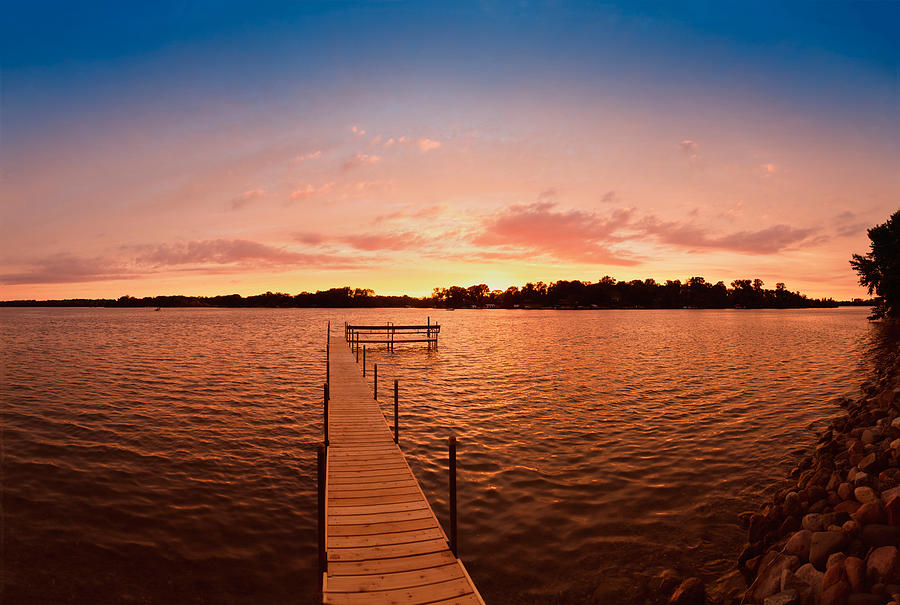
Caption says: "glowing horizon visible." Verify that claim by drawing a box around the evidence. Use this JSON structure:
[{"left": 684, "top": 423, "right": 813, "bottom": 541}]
[{"left": 2, "top": 2, "right": 897, "bottom": 301}]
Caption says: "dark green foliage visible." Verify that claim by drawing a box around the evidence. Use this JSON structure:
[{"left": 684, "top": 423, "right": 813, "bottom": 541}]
[{"left": 850, "top": 209, "right": 900, "bottom": 320}]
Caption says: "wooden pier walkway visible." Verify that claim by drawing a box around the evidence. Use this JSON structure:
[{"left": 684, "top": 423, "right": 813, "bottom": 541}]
[{"left": 321, "top": 332, "right": 484, "bottom": 604}]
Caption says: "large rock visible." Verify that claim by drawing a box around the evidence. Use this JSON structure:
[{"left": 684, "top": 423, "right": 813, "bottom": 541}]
[
  {"left": 861, "top": 524, "right": 900, "bottom": 548},
  {"left": 844, "top": 556, "right": 866, "bottom": 592},
  {"left": 819, "top": 580, "right": 850, "bottom": 605},
  {"left": 795, "top": 563, "right": 825, "bottom": 601},
  {"left": 867, "top": 546, "right": 899, "bottom": 584},
  {"left": 855, "top": 486, "right": 879, "bottom": 504},
  {"left": 804, "top": 514, "right": 826, "bottom": 532},
  {"left": 749, "top": 553, "right": 799, "bottom": 601},
  {"left": 853, "top": 501, "right": 886, "bottom": 525},
  {"left": 669, "top": 577, "right": 705, "bottom": 605},
  {"left": 858, "top": 452, "right": 878, "bottom": 473},
  {"left": 823, "top": 561, "right": 847, "bottom": 591},
  {"left": 785, "top": 530, "right": 813, "bottom": 561},
  {"left": 811, "top": 531, "right": 847, "bottom": 570},
  {"left": 836, "top": 500, "right": 862, "bottom": 515},
  {"left": 839, "top": 483, "right": 855, "bottom": 500},
  {"left": 886, "top": 494, "right": 900, "bottom": 526}
]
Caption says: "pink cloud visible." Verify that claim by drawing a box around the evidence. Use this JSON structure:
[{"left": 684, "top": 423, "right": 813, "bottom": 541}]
[
  {"left": 230, "top": 188, "right": 266, "bottom": 210},
  {"left": 680, "top": 139, "right": 699, "bottom": 159},
  {"left": 289, "top": 182, "right": 334, "bottom": 200},
  {"left": 0, "top": 254, "right": 136, "bottom": 285},
  {"left": 351, "top": 125, "right": 365, "bottom": 136},
  {"left": 639, "top": 217, "right": 820, "bottom": 253},
  {"left": 373, "top": 204, "right": 444, "bottom": 224},
  {"left": 340, "top": 231, "right": 429, "bottom": 251},
  {"left": 292, "top": 150, "right": 321, "bottom": 164},
  {"left": 0, "top": 238, "right": 368, "bottom": 285},
  {"left": 341, "top": 153, "right": 380, "bottom": 171},
  {"left": 473, "top": 202, "right": 640, "bottom": 265}
]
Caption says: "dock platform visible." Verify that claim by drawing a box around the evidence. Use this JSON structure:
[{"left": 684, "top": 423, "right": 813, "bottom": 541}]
[{"left": 321, "top": 332, "right": 483, "bottom": 604}]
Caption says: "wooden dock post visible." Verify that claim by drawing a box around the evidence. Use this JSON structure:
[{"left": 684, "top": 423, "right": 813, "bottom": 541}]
[
  {"left": 393, "top": 379, "right": 399, "bottom": 443},
  {"left": 362, "top": 345, "right": 366, "bottom": 376},
  {"left": 323, "top": 383, "right": 329, "bottom": 446},
  {"left": 373, "top": 363, "right": 377, "bottom": 399},
  {"left": 355, "top": 333, "right": 359, "bottom": 362},
  {"left": 317, "top": 443, "right": 327, "bottom": 575},
  {"left": 449, "top": 435, "right": 458, "bottom": 557}
]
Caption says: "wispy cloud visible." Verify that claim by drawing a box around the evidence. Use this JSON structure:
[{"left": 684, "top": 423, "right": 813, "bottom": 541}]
[
  {"left": 292, "top": 150, "right": 322, "bottom": 164},
  {"left": 0, "top": 254, "right": 136, "bottom": 285},
  {"left": 350, "top": 125, "right": 365, "bottom": 136},
  {"left": 289, "top": 182, "right": 334, "bottom": 200},
  {"left": 230, "top": 188, "right": 266, "bottom": 210},
  {"left": 0, "top": 239, "right": 364, "bottom": 285},
  {"left": 341, "top": 153, "right": 380, "bottom": 171},
  {"left": 639, "top": 216, "right": 820, "bottom": 253},
  {"left": 832, "top": 210, "right": 869, "bottom": 237},
  {"left": 341, "top": 231, "right": 429, "bottom": 251},
  {"left": 373, "top": 204, "right": 445, "bottom": 224},
  {"left": 680, "top": 139, "right": 699, "bottom": 159}
]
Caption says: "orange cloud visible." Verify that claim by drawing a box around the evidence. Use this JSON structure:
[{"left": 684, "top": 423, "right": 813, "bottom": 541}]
[{"left": 416, "top": 138, "right": 441, "bottom": 152}]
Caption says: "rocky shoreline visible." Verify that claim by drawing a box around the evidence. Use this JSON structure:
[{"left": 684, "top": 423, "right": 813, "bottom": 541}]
[{"left": 656, "top": 338, "right": 900, "bottom": 605}]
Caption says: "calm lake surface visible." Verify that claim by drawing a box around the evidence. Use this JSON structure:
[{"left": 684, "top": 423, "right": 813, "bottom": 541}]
[{"left": 1, "top": 307, "right": 878, "bottom": 603}]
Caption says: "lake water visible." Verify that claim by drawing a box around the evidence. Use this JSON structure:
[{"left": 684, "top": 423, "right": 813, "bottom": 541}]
[{"left": 0, "top": 307, "right": 878, "bottom": 603}]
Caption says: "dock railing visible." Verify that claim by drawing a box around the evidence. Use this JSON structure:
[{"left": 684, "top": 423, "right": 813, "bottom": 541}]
[{"left": 344, "top": 318, "right": 440, "bottom": 351}]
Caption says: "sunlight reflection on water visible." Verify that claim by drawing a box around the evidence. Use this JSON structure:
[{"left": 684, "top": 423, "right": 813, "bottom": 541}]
[{"left": 1, "top": 307, "right": 874, "bottom": 603}]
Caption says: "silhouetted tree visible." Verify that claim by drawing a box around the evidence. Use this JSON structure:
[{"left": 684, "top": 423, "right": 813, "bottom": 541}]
[{"left": 851, "top": 209, "right": 900, "bottom": 319}]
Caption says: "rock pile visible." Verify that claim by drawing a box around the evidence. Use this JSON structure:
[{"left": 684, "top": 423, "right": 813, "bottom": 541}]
[{"left": 657, "top": 352, "right": 900, "bottom": 605}]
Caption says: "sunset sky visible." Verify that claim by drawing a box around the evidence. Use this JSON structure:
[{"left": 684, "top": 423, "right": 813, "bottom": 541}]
[{"left": 1, "top": 1, "right": 897, "bottom": 300}]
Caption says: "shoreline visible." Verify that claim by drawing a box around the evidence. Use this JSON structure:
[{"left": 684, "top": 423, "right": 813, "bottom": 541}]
[{"left": 658, "top": 329, "right": 900, "bottom": 605}]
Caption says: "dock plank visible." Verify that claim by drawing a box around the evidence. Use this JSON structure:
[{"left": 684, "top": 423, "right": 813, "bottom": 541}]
[{"left": 322, "top": 331, "right": 483, "bottom": 604}]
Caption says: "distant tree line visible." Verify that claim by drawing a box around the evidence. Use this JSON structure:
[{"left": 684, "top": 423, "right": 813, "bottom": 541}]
[
  {"left": 1, "top": 279, "right": 853, "bottom": 309},
  {"left": 431, "top": 277, "right": 842, "bottom": 309},
  {"left": 0, "top": 288, "right": 432, "bottom": 308}
]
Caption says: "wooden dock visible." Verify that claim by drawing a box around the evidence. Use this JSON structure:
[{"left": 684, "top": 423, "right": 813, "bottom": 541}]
[
  {"left": 346, "top": 321, "right": 440, "bottom": 351},
  {"left": 321, "top": 331, "right": 484, "bottom": 604}
]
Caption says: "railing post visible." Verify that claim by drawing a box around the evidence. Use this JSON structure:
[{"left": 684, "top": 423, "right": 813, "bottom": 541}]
[
  {"left": 356, "top": 333, "right": 359, "bottom": 362},
  {"left": 323, "top": 383, "right": 329, "bottom": 446},
  {"left": 362, "top": 345, "right": 366, "bottom": 376},
  {"left": 393, "top": 379, "right": 399, "bottom": 444},
  {"left": 317, "top": 443, "right": 327, "bottom": 575},
  {"left": 449, "top": 434, "right": 458, "bottom": 557},
  {"left": 373, "top": 363, "right": 378, "bottom": 400}
]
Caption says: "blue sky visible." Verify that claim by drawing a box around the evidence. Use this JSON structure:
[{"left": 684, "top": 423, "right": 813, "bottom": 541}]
[{"left": 1, "top": 1, "right": 897, "bottom": 298}]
